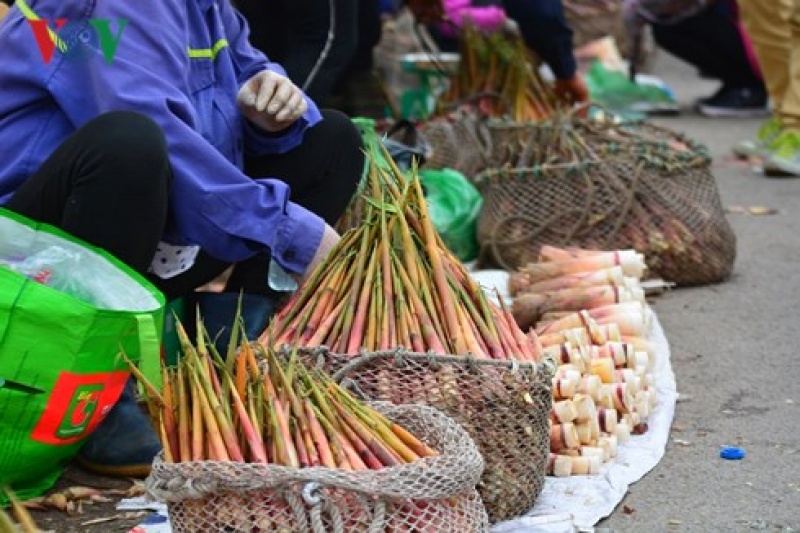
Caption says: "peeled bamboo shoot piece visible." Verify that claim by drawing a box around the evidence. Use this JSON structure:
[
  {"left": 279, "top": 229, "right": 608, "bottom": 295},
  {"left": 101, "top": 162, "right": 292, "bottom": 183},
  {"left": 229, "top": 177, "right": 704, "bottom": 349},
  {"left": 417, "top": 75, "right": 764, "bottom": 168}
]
[
  {"left": 572, "top": 393, "right": 597, "bottom": 423},
  {"left": 575, "top": 421, "right": 594, "bottom": 446},
  {"left": 547, "top": 453, "right": 573, "bottom": 477},
  {"left": 590, "top": 357, "right": 615, "bottom": 384},
  {"left": 553, "top": 400, "right": 579, "bottom": 423},
  {"left": 616, "top": 421, "right": 631, "bottom": 443},
  {"left": 535, "top": 247, "right": 647, "bottom": 279},
  {"left": 621, "top": 336, "right": 655, "bottom": 358},
  {"left": 599, "top": 434, "right": 618, "bottom": 459},
  {"left": 550, "top": 423, "right": 581, "bottom": 452},
  {"left": 555, "top": 365, "right": 582, "bottom": 383},
  {"left": 599, "top": 386, "right": 615, "bottom": 410},
  {"left": 516, "top": 266, "right": 628, "bottom": 295},
  {"left": 570, "top": 455, "right": 602, "bottom": 475},
  {"left": 599, "top": 324, "right": 622, "bottom": 342},
  {"left": 580, "top": 446, "right": 605, "bottom": 460},
  {"left": 608, "top": 383, "right": 634, "bottom": 414},
  {"left": 597, "top": 407, "right": 618, "bottom": 434},
  {"left": 635, "top": 351, "right": 651, "bottom": 370},
  {"left": 553, "top": 378, "right": 578, "bottom": 400},
  {"left": 577, "top": 375, "right": 603, "bottom": 402},
  {"left": 594, "top": 342, "right": 633, "bottom": 368}
]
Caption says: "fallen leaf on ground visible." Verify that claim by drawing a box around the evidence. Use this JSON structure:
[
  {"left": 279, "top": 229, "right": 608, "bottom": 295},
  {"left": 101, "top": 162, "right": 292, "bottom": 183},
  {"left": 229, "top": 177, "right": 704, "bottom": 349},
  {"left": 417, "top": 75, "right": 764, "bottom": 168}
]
[
  {"left": 725, "top": 205, "right": 779, "bottom": 216},
  {"left": 623, "top": 505, "right": 636, "bottom": 515}
]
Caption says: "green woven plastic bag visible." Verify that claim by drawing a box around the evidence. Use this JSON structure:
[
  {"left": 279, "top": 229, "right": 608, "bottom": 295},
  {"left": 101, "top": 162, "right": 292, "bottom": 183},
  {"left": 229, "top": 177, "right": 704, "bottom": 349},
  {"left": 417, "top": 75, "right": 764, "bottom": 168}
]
[{"left": 0, "top": 209, "right": 165, "bottom": 501}]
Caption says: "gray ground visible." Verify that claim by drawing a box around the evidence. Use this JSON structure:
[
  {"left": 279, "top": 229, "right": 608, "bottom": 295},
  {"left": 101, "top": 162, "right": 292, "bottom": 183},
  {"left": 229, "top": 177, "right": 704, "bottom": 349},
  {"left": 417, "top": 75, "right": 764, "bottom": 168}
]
[{"left": 596, "top": 53, "right": 800, "bottom": 532}]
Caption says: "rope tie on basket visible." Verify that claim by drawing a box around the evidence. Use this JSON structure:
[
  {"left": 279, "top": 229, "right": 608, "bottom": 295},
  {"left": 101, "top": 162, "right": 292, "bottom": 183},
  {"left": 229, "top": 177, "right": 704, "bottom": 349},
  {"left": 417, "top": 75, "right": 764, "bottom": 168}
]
[
  {"left": 301, "top": 482, "right": 343, "bottom": 533},
  {"left": 368, "top": 500, "right": 388, "bottom": 533},
  {"left": 339, "top": 377, "right": 370, "bottom": 401},
  {"left": 286, "top": 490, "right": 312, "bottom": 531}
]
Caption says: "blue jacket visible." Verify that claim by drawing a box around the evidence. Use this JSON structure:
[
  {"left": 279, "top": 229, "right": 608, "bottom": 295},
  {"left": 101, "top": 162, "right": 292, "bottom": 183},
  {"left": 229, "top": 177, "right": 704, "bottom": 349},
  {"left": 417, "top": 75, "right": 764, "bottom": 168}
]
[{"left": 0, "top": 0, "right": 325, "bottom": 275}]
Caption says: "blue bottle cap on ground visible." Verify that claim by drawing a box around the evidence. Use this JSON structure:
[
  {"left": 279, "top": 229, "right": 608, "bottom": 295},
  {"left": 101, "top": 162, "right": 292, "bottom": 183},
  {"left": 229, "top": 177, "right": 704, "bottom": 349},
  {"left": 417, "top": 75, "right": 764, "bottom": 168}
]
[{"left": 720, "top": 446, "right": 746, "bottom": 460}]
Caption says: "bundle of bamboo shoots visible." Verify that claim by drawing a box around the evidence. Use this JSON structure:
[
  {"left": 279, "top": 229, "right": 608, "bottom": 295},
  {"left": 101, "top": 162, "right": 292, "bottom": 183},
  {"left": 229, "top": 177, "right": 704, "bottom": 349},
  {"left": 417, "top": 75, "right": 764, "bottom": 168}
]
[
  {"left": 438, "top": 23, "right": 559, "bottom": 122},
  {"left": 507, "top": 246, "right": 661, "bottom": 477},
  {"left": 136, "top": 317, "right": 438, "bottom": 470},
  {"left": 262, "top": 147, "right": 542, "bottom": 362}
]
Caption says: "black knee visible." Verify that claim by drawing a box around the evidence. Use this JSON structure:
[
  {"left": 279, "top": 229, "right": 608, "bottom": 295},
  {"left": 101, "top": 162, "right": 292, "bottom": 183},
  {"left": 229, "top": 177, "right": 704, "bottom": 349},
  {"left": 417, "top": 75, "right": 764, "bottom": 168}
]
[
  {"left": 319, "top": 108, "right": 364, "bottom": 180},
  {"left": 80, "top": 111, "right": 172, "bottom": 189},
  {"left": 319, "top": 109, "right": 364, "bottom": 149}
]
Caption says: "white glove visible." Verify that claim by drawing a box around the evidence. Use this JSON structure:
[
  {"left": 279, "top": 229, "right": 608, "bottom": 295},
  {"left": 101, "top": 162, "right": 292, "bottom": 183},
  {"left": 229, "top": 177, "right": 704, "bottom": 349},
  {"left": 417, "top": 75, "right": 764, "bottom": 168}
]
[{"left": 237, "top": 70, "right": 308, "bottom": 133}]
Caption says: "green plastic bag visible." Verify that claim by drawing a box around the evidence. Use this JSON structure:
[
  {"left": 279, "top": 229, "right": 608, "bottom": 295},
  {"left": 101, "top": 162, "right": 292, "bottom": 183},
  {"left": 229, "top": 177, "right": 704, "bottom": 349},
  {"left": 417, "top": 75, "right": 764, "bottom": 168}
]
[
  {"left": 419, "top": 168, "right": 483, "bottom": 262},
  {"left": 0, "top": 209, "right": 165, "bottom": 501},
  {"left": 585, "top": 60, "right": 679, "bottom": 119}
]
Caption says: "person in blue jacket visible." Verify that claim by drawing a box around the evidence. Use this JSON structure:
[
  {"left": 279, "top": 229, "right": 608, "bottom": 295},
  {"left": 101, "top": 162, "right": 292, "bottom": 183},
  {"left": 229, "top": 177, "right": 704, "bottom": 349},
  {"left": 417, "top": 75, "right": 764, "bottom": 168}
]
[{"left": 0, "top": 0, "right": 364, "bottom": 477}]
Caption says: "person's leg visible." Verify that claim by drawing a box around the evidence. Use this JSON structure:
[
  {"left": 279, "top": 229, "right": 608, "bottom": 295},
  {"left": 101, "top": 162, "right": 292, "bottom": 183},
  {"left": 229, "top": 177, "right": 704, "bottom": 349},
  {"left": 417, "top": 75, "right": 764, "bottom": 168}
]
[
  {"left": 652, "top": 5, "right": 768, "bottom": 117},
  {"left": 652, "top": 7, "right": 762, "bottom": 89},
  {"left": 7, "top": 111, "right": 171, "bottom": 273},
  {"left": 6, "top": 111, "right": 171, "bottom": 478},
  {"left": 739, "top": 0, "right": 794, "bottom": 113},
  {"left": 759, "top": 0, "right": 800, "bottom": 175}
]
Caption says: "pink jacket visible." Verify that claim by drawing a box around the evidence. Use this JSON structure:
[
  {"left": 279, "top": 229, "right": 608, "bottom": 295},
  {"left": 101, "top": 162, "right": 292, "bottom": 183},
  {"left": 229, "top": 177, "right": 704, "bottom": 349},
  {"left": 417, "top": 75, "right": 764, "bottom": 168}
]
[{"left": 440, "top": 0, "right": 507, "bottom": 38}]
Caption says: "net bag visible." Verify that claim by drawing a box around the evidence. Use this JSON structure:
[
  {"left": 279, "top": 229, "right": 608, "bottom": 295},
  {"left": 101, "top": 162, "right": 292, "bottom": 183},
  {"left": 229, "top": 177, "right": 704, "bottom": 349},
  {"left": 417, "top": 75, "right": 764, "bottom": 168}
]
[
  {"left": 146, "top": 403, "right": 489, "bottom": 533},
  {"left": 304, "top": 349, "right": 555, "bottom": 524},
  {"left": 475, "top": 118, "right": 736, "bottom": 285}
]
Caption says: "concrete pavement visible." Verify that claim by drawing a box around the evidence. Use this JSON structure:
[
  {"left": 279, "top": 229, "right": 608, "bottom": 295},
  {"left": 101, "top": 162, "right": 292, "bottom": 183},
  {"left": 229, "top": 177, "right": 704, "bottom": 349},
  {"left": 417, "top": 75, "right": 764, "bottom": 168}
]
[{"left": 596, "top": 53, "right": 800, "bottom": 532}]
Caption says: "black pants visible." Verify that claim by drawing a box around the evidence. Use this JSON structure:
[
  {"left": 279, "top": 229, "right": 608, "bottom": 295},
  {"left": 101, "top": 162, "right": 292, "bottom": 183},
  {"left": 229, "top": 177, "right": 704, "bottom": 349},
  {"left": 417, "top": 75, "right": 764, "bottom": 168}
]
[
  {"left": 235, "top": 0, "right": 360, "bottom": 104},
  {"left": 7, "top": 110, "right": 363, "bottom": 301},
  {"left": 651, "top": 3, "right": 762, "bottom": 90}
]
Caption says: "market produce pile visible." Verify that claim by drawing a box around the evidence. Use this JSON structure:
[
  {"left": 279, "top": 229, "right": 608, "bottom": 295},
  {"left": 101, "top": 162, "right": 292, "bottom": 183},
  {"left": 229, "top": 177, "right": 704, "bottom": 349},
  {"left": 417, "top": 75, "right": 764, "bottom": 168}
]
[
  {"left": 140, "top": 320, "right": 438, "bottom": 470},
  {"left": 439, "top": 23, "right": 559, "bottom": 122},
  {"left": 507, "top": 246, "right": 660, "bottom": 476},
  {"left": 262, "top": 147, "right": 542, "bottom": 363}
]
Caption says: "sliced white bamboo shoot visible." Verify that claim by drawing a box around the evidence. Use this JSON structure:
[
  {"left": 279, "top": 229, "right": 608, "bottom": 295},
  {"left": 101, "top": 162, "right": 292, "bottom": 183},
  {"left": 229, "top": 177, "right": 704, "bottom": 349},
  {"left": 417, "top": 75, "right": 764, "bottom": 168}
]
[
  {"left": 572, "top": 393, "right": 598, "bottom": 423},
  {"left": 599, "top": 434, "right": 618, "bottom": 459},
  {"left": 597, "top": 407, "right": 618, "bottom": 434},
  {"left": 590, "top": 357, "right": 615, "bottom": 384},
  {"left": 608, "top": 383, "right": 634, "bottom": 414},
  {"left": 616, "top": 421, "right": 631, "bottom": 443},
  {"left": 578, "top": 375, "right": 603, "bottom": 402},
  {"left": 547, "top": 453, "right": 573, "bottom": 477},
  {"left": 550, "top": 423, "right": 581, "bottom": 451},
  {"left": 570, "top": 455, "right": 602, "bottom": 475},
  {"left": 575, "top": 421, "right": 594, "bottom": 446},
  {"left": 553, "top": 400, "right": 579, "bottom": 423},
  {"left": 553, "top": 378, "right": 578, "bottom": 400}
]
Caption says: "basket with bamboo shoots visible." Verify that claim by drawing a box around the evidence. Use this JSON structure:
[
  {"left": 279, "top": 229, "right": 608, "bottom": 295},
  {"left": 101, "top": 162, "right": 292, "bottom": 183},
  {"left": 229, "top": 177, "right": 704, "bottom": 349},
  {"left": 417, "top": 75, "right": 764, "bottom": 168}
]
[
  {"left": 141, "top": 322, "right": 488, "bottom": 533},
  {"left": 420, "top": 25, "right": 560, "bottom": 178},
  {"left": 262, "top": 149, "right": 554, "bottom": 523},
  {"left": 474, "top": 113, "right": 736, "bottom": 285}
]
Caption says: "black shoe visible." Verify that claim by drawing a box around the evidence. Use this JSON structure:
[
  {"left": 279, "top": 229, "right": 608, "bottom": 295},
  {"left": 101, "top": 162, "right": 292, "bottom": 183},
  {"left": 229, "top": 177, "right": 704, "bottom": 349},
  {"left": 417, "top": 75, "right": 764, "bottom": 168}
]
[
  {"left": 76, "top": 378, "right": 161, "bottom": 478},
  {"left": 696, "top": 85, "right": 770, "bottom": 118}
]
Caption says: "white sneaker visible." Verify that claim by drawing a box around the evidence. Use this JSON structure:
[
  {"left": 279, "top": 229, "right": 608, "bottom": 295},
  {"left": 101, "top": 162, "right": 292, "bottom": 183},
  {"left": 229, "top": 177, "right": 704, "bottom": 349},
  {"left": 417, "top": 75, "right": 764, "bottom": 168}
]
[
  {"left": 732, "top": 117, "right": 781, "bottom": 159},
  {"left": 763, "top": 130, "right": 800, "bottom": 177}
]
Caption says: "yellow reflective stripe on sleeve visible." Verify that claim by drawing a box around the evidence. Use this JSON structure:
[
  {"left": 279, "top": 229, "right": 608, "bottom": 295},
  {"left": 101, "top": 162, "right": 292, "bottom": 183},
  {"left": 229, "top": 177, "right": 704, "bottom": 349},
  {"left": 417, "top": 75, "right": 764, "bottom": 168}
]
[
  {"left": 15, "top": 0, "right": 67, "bottom": 51},
  {"left": 187, "top": 39, "right": 229, "bottom": 60}
]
